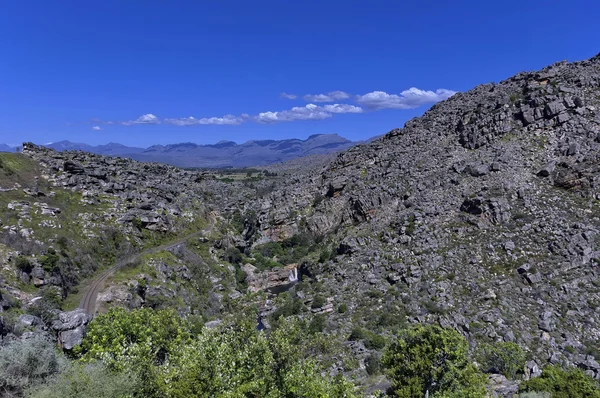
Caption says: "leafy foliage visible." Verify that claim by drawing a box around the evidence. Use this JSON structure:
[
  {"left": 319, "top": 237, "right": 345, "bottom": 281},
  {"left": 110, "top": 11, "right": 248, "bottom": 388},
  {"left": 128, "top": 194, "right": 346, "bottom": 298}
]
[
  {"left": 74, "top": 307, "right": 356, "bottom": 397},
  {"left": 348, "top": 327, "right": 386, "bottom": 350},
  {"left": 476, "top": 341, "right": 526, "bottom": 378},
  {"left": 382, "top": 324, "right": 486, "bottom": 398},
  {"left": 519, "top": 365, "right": 600, "bottom": 398},
  {"left": 77, "top": 307, "right": 191, "bottom": 372},
  {"left": 15, "top": 256, "right": 33, "bottom": 273},
  {"left": 155, "top": 317, "right": 357, "bottom": 397},
  {"left": 40, "top": 248, "right": 60, "bottom": 272}
]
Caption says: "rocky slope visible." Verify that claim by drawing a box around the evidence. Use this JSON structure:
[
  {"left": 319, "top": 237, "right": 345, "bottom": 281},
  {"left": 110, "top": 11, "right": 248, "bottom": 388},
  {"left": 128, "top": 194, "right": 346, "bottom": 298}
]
[{"left": 242, "top": 54, "right": 600, "bottom": 378}]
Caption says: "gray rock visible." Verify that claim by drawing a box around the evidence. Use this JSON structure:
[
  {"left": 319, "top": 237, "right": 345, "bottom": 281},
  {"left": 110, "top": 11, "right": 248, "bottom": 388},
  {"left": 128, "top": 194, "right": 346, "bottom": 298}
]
[
  {"left": 59, "top": 327, "right": 86, "bottom": 350},
  {"left": 18, "top": 314, "right": 42, "bottom": 328},
  {"left": 205, "top": 320, "right": 222, "bottom": 329},
  {"left": 567, "top": 142, "right": 580, "bottom": 156},
  {"left": 52, "top": 309, "right": 92, "bottom": 331},
  {"left": 545, "top": 101, "right": 566, "bottom": 118},
  {"left": 466, "top": 163, "right": 490, "bottom": 177},
  {"left": 526, "top": 273, "right": 543, "bottom": 284},
  {"left": 524, "top": 360, "right": 542, "bottom": 380}
]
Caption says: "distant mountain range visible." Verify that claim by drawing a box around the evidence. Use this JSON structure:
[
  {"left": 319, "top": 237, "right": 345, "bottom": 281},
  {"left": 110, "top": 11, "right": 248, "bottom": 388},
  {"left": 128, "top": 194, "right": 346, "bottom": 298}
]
[
  {"left": 1, "top": 134, "right": 358, "bottom": 168},
  {"left": 0, "top": 144, "right": 17, "bottom": 152}
]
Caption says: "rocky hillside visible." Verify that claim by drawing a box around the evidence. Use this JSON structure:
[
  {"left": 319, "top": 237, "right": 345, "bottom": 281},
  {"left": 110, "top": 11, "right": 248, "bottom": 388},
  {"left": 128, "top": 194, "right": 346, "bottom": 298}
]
[{"left": 240, "top": 54, "right": 600, "bottom": 378}]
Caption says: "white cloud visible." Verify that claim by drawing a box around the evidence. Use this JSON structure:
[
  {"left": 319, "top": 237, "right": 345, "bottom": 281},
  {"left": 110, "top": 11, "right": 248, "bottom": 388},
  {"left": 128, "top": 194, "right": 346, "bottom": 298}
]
[
  {"left": 356, "top": 88, "right": 456, "bottom": 110},
  {"left": 90, "top": 86, "right": 456, "bottom": 128},
  {"left": 164, "top": 114, "right": 244, "bottom": 126},
  {"left": 121, "top": 113, "right": 160, "bottom": 126},
  {"left": 256, "top": 103, "right": 332, "bottom": 123},
  {"left": 323, "top": 104, "right": 363, "bottom": 114},
  {"left": 303, "top": 91, "right": 350, "bottom": 102}
]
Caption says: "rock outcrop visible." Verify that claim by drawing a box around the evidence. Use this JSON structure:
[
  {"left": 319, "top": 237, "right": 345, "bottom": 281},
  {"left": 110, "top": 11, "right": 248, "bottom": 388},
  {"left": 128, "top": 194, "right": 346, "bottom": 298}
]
[{"left": 52, "top": 309, "right": 92, "bottom": 350}]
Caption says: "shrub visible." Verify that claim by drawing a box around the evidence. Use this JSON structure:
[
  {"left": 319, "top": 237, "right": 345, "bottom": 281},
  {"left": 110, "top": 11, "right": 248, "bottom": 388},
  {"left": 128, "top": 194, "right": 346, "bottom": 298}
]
[
  {"left": 382, "top": 324, "right": 486, "bottom": 398},
  {"left": 307, "top": 315, "right": 326, "bottom": 334},
  {"left": 519, "top": 365, "right": 600, "bottom": 398},
  {"left": 155, "top": 317, "right": 358, "bottom": 397},
  {"left": 77, "top": 307, "right": 191, "bottom": 371},
  {"left": 476, "top": 341, "right": 526, "bottom": 379},
  {"left": 365, "top": 354, "right": 381, "bottom": 375},
  {"left": 0, "top": 336, "right": 66, "bottom": 395},
  {"left": 337, "top": 303, "right": 348, "bottom": 313},
  {"left": 311, "top": 295, "right": 326, "bottom": 309},
  {"left": 26, "top": 361, "right": 139, "bottom": 398},
  {"left": 224, "top": 247, "right": 242, "bottom": 265},
  {"left": 15, "top": 256, "right": 33, "bottom": 273},
  {"left": 365, "top": 333, "right": 386, "bottom": 350},
  {"left": 40, "top": 248, "right": 60, "bottom": 272},
  {"left": 348, "top": 327, "right": 366, "bottom": 341},
  {"left": 516, "top": 393, "right": 552, "bottom": 398}
]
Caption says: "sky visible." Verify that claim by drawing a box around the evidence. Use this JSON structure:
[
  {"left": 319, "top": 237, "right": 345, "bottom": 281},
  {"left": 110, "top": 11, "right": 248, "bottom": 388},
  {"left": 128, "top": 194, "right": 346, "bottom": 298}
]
[{"left": 0, "top": 0, "right": 598, "bottom": 148}]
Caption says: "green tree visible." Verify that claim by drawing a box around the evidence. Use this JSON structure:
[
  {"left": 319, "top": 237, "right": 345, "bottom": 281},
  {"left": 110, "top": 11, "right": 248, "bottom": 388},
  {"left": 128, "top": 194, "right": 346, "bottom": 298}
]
[
  {"left": 78, "top": 307, "right": 191, "bottom": 369},
  {"left": 156, "top": 317, "right": 357, "bottom": 397},
  {"left": 476, "top": 341, "right": 526, "bottom": 379},
  {"left": 382, "top": 324, "right": 486, "bottom": 398},
  {"left": 77, "top": 307, "right": 191, "bottom": 394},
  {"left": 519, "top": 365, "right": 600, "bottom": 398}
]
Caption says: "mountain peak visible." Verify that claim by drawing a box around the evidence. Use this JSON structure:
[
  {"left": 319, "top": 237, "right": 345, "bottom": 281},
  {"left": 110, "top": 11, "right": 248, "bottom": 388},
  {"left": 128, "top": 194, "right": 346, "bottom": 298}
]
[{"left": 33, "top": 136, "right": 356, "bottom": 168}]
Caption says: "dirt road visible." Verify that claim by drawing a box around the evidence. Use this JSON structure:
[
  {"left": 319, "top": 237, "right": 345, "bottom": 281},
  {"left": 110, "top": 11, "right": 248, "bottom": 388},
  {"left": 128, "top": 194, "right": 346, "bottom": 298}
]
[{"left": 79, "top": 216, "right": 215, "bottom": 314}]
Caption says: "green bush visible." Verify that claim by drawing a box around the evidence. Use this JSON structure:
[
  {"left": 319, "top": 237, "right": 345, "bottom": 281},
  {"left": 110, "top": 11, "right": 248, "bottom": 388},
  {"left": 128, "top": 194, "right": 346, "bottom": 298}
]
[
  {"left": 365, "top": 354, "right": 381, "bottom": 375},
  {"left": 519, "top": 365, "right": 600, "bottom": 398},
  {"left": 382, "top": 324, "right": 486, "bottom": 398},
  {"left": 271, "top": 293, "right": 303, "bottom": 321},
  {"left": 40, "top": 248, "right": 60, "bottom": 272},
  {"left": 476, "top": 341, "right": 526, "bottom": 378},
  {"left": 224, "top": 247, "right": 243, "bottom": 265},
  {"left": 0, "top": 336, "right": 67, "bottom": 395},
  {"left": 311, "top": 295, "right": 326, "bottom": 309},
  {"left": 155, "top": 318, "right": 358, "bottom": 397},
  {"left": 365, "top": 333, "right": 386, "bottom": 350},
  {"left": 77, "top": 307, "right": 191, "bottom": 371},
  {"left": 308, "top": 315, "right": 326, "bottom": 334},
  {"left": 348, "top": 327, "right": 366, "bottom": 341},
  {"left": 26, "top": 361, "right": 139, "bottom": 398},
  {"left": 15, "top": 256, "right": 33, "bottom": 273},
  {"left": 337, "top": 303, "right": 348, "bottom": 313}
]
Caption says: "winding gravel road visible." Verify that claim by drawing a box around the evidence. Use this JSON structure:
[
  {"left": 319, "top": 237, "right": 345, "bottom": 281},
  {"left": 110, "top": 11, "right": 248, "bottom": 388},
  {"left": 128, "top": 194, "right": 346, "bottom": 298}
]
[{"left": 79, "top": 215, "right": 215, "bottom": 314}]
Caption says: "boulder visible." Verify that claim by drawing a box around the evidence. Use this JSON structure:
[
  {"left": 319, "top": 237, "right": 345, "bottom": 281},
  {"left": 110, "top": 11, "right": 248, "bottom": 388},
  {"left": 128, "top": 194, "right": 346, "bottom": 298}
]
[
  {"left": 18, "top": 314, "right": 42, "bottom": 328},
  {"left": 52, "top": 309, "right": 93, "bottom": 350}
]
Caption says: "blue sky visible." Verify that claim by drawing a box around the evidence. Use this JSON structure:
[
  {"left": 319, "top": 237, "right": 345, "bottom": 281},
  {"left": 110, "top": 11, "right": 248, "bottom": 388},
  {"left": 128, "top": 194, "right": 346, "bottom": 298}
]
[{"left": 0, "top": 0, "right": 598, "bottom": 147}]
